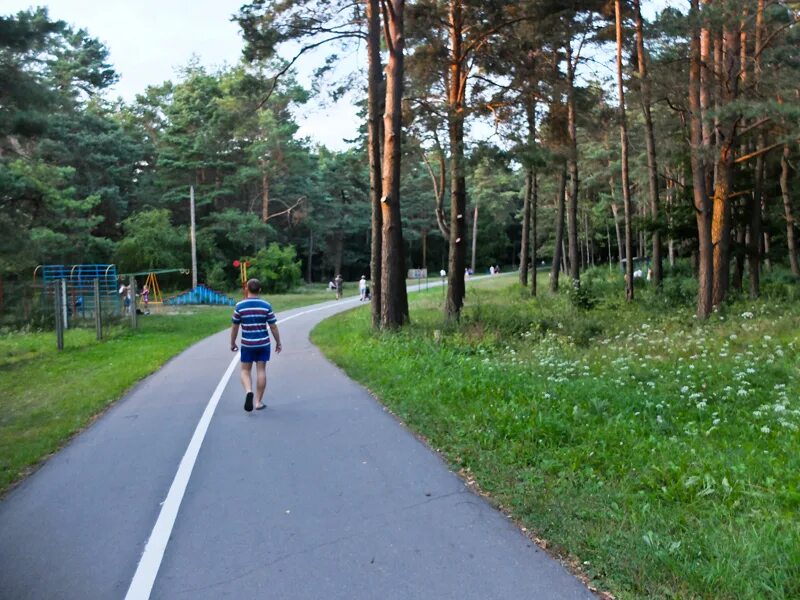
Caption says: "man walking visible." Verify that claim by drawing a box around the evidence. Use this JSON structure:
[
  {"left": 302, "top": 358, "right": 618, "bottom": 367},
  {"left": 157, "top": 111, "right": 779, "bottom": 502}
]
[
  {"left": 230, "top": 278, "right": 282, "bottom": 412},
  {"left": 334, "top": 274, "right": 343, "bottom": 300},
  {"left": 359, "top": 275, "right": 367, "bottom": 301}
]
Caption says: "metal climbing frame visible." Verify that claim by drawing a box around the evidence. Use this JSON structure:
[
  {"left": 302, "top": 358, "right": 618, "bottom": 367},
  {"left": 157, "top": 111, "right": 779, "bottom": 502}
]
[{"left": 34, "top": 264, "right": 122, "bottom": 318}]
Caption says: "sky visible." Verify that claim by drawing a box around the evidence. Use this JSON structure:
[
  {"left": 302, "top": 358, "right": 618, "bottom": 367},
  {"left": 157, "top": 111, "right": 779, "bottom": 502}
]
[
  {"left": 6, "top": 1, "right": 675, "bottom": 151},
  {"left": 5, "top": 0, "right": 363, "bottom": 150}
]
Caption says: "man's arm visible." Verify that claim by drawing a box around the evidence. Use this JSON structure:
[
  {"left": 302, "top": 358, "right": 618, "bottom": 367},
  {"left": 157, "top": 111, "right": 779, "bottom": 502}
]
[
  {"left": 269, "top": 322, "right": 282, "bottom": 354},
  {"left": 230, "top": 323, "right": 240, "bottom": 351}
]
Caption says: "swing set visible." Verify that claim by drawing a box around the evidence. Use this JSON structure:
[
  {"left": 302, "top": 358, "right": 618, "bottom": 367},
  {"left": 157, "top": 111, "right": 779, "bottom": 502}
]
[{"left": 118, "top": 268, "right": 190, "bottom": 308}]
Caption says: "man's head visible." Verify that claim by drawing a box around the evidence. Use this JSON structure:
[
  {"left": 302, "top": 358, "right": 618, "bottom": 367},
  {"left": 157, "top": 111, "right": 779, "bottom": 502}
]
[{"left": 246, "top": 278, "right": 262, "bottom": 295}]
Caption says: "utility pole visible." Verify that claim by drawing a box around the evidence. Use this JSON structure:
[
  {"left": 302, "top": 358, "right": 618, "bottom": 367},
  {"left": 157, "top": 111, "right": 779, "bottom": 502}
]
[
  {"left": 94, "top": 278, "right": 102, "bottom": 340},
  {"left": 470, "top": 200, "right": 479, "bottom": 274},
  {"left": 190, "top": 186, "right": 198, "bottom": 289},
  {"left": 54, "top": 280, "right": 64, "bottom": 350}
]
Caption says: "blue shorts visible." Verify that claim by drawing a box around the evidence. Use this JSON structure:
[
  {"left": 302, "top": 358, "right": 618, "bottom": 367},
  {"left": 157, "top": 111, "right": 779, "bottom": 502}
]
[{"left": 240, "top": 345, "right": 271, "bottom": 363}]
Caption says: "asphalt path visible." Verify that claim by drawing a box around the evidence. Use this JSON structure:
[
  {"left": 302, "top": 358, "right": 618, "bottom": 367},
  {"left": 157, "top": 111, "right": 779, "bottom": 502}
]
[{"left": 0, "top": 289, "right": 594, "bottom": 599}]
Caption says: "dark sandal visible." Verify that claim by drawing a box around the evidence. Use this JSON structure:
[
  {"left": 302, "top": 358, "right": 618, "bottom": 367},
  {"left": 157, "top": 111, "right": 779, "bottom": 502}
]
[{"left": 244, "top": 392, "right": 254, "bottom": 412}]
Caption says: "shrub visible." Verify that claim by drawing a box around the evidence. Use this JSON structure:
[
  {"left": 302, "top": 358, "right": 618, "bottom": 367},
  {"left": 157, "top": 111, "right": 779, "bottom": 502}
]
[
  {"left": 662, "top": 274, "right": 697, "bottom": 306},
  {"left": 568, "top": 280, "right": 600, "bottom": 310},
  {"left": 249, "top": 243, "right": 302, "bottom": 293},
  {"left": 761, "top": 267, "right": 800, "bottom": 302},
  {"left": 205, "top": 262, "right": 230, "bottom": 292}
]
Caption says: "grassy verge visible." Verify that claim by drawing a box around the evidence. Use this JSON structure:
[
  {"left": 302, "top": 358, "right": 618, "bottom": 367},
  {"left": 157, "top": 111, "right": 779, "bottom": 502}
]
[
  {"left": 312, "top": 271, "right": 800, "bottom": 599},
  {"left": 0, "top": 287, "right": 344, "bottom": 495}
]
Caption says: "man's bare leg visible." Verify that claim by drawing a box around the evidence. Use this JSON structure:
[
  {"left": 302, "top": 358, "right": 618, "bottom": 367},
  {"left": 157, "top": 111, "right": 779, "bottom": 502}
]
[
  {"left": 254, "top": 361, "right": 267, "bottom": 409},
  {"left": 240, "top": 362, "right": 254, "bottom": 411},
  {"left": 240, "top": 362, "right": 253, "bottom": 392}
]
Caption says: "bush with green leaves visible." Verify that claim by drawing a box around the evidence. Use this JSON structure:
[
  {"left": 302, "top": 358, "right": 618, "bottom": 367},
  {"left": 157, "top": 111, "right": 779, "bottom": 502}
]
[
  {"left": 114, "top": 209, "right": 187, "bottom": 273},
  {"left": 567, "top": 279, "right": 601, "bottom": 310},
  {"left": 249, "top": 243, "right": 302, "bottom": 293}
]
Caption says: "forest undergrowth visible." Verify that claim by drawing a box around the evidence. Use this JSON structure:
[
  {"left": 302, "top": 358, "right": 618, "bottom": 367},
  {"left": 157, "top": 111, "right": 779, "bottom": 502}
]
[{"left": 312, "top": 268, "right": 800, "bottom": 600}]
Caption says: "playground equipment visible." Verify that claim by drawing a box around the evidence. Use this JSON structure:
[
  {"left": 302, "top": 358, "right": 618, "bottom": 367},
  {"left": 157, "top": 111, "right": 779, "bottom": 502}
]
[
  {"left": 34, "top": 264, "right": 121, "bottom": 321},
  {"left": 116, "top": 268, "right": 234, "bottom": 307},
  {"left": 163, "top": 284, "right": 235, "bottom": 306},
  {"left": 233, "top": 259, "right": 251, "bottom": 295},
  {"left": 117, "top": 268, "right": 191, "bottom": 308}
]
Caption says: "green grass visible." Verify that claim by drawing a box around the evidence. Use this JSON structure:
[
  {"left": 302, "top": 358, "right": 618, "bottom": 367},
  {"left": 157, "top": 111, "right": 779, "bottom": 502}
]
[
  {"left": 312, "top": 271, "right": 800, "bottom": 599},
  {"left": 0, "top": 286, "right": 346, "bottom": 495}
]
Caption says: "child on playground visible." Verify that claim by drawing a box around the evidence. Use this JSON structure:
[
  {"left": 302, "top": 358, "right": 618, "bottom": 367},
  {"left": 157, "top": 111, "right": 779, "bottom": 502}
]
[
  {"left": 230, "top": 278, "right": 282, "bottom": 412},
  {"left": 141, "top": 285, "right": 150, "bottom": 314},
  {"left": 119, "top": 282, "right": 131, "bottom": 314}
]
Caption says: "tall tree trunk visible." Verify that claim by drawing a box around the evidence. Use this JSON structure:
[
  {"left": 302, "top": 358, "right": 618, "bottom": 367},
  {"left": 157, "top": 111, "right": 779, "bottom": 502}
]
[
  {"left": 445, "top": 0, "right": 467, "bottom": 320},
  {"left": 733, "top": 214, "right": 745, "bottom": 292},
  {"left": 700, "top": 0, "right": 714, "bottom": 198},
  {"left": 531, "top": 169, "right": 538, "bottom": 297},
  {"left": 261, "top": 170, "right": 270, "bottom": 223},
  {"left": 424, "top": 143, "right": 449, "bottom": 240},
  {"left": 781, "top": 144, "right": 800, "bottom": 277},
  {"left": 367, "top": 0, "right": 383, "bottom": 328},
  {"left": 615, "top": 0, "right": 634, "bottom": 301},
  {"left": 379, "top": 0, "right": 409, "bottom": 328},
  {"left": 307, "top": 230, "right": 313, "bottom": 283},
  {"left": 519, "top": 99, "right": 536, "bottom": 287},
  {"left": 550, "top": 166, "right": 567, "bottom": 293},
  {"left": 565, "top": 42, "right": 580, "bottom": 286},
  {"left": 748, "top": 0, "right": 765, "bottom": 298},
  {"left": 690, "top": 0, "right": 714, "bottom": 318},
  {"left": 711, "top": 23, "right": 741, "bottom": 307},
  {"left": 747, "top": 139, "right": 765, "bottom": 296},
  {"left": 422, "top": 228, "right": 428, "bottom": 270},
  {"left": 470, "top": 200, "right": 478, "bottom": 274},
  {"left": 520, "top": 165, "right": 531, "bottom": 287},
  {"left": 634, "top": 0, "right": 662, "bottom": 290},
  {"left": 334, "top": 235, "right": 343, "bottom": 276},
  {"left": 611, "top": 201, "right": 623, "bottom": 263}
]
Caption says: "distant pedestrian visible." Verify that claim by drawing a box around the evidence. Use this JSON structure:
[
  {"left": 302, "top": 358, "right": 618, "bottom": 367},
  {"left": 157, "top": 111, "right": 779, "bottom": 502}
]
[
  {"left": 335, "top": 274, "right": 343, "bottom": 300},
  {"left": 359, "top": 276, "right": 367, "bottom": 301},
  {"left": 230, "top": 278, "right": 283, "bottom": 412}
]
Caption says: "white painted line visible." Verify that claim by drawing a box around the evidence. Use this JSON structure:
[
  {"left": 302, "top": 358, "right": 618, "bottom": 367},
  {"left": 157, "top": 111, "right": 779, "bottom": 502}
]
[
  {"left": 124, "top": 354, "right": 239, "bottom": 600},
  {"left": 124, "top": 300, "right": 356, "bottom": 599}
]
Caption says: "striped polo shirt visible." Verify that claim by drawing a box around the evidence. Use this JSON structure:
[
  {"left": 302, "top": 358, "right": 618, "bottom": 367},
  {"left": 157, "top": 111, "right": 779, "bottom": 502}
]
[{"left": 232, "top": 298, "right": 277, "bottom": 348}]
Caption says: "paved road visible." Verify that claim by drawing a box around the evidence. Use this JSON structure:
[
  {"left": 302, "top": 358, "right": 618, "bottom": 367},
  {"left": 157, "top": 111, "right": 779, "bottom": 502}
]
[{"left": 0, "top": 294, "right": 594, "bottom": 599}]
